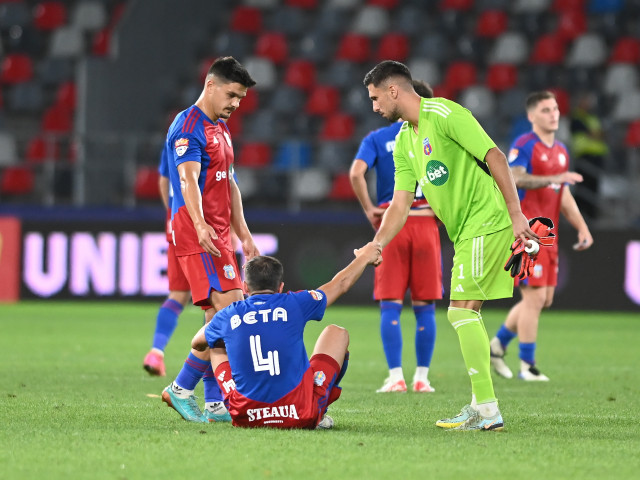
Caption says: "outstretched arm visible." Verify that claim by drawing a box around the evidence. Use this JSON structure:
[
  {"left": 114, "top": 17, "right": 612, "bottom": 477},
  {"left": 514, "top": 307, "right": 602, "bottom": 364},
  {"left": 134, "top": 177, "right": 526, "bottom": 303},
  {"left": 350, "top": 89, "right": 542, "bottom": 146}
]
[{"left": 373, "top": 189, "right": 414, "bottom": 248}]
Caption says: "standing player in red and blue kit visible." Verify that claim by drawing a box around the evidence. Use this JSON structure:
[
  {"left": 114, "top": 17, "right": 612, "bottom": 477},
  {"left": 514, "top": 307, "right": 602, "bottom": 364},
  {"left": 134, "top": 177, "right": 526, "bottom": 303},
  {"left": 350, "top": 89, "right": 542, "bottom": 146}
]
[
  {"left": 142, "top": 145, "right": 191, "bottom": 377},
  {"left": 190, "top": 243, "right": 382, "bottom": 429},
  {"left": 349, "top": 80, "right": 443, "bottom": 393},
  {"left": 161, "top": 57, "right": 260, "bottom": 423},
  {"left": 490, "top": 91, "right": 593, "bottom": 381}
]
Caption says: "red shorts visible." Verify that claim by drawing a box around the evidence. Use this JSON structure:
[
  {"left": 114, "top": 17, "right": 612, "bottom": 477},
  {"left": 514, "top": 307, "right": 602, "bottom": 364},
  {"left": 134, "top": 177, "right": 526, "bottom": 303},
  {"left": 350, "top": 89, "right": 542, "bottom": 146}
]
[
  {"left": 177, "top": 248, "right": 243, "bottom": 307},
  {"left": 215, "top": 353, "right": 342, "bottom": 429},
  {"left": 374, "top": 215, "right": 443, "bottom": 301},
  {"left": 167, "top": 242, "right": 190, "bottom": 292},
  {"left": 516, "top": 245, "right": 559, "bottom": 288}
]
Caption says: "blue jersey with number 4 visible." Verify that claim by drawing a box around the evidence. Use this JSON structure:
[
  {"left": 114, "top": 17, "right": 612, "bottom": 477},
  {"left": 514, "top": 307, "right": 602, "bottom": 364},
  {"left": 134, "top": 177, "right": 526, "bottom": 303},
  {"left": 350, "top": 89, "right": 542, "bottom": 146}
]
[{"left": 205, "top": 290, "right": 328, "bottom": 403}]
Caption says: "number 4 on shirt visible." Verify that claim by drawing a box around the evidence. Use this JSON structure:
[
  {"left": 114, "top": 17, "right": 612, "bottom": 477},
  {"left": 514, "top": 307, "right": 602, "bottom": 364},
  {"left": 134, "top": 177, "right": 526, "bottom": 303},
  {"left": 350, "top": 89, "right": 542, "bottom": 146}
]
[{"left": 250, "top": 335, "right": 280, "bottom": 376}]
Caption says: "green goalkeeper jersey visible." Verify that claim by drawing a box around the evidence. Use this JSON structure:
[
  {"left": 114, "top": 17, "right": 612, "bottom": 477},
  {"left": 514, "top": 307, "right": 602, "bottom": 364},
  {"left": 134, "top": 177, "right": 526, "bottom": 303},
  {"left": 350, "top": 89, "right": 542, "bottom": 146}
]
[{"left": 393, "top": 97, "right": 512, "bottom": 243}]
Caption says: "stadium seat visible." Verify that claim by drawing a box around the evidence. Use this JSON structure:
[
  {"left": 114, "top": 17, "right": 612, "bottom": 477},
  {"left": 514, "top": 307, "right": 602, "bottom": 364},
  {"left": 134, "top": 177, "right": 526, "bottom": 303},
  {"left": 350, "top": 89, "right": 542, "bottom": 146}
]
[
  {"left": 603, "top": 64, "right": 639, "bottom": 95},
  {"left": 351, "top": 6, "right": 390, "bottom": 36},
  {"left": 284, "top": 60, "right": 316, "bottom": 91},
  {"left": 237, "top": 142, "right": 272, "bottom": 168},
  {"left": 328, "top": 0, "right": 361, "bottom": 8},
  {"left": 243, "top": 57, "right": 277, "bottom": 91},
  {"left": 413, "top": 33, "right": 451, "bottom": 64},
  {"left": 344, "top": 85, "right": 373, "bottom": 119},
  {"left": 71, "top": 1, "right": 107, "bottom": 32},
  {"left": 6, "top": 81, "right": 44, "bottom": 112},
  {"left": 213, "top": 31, "right": 253, "bottom": 61},
  {"left": 305, "top": 85, "right": 340, "bottom": 116},
  {"left": 0, "top": 131, "right": 18, "bottom": 166},
  {"left": 268, "top": 86, "right": 305, "bottom": 115},
  {"left": 42, "top": 105, "right": 73, "bottom": 133},
  {"left": 407, "top": 58, "right": 441, "bottom": 87},
  {"left": 496, "top": 87, "right": 528, "bottom": 119},
  {"left": 440, "top": 0, "right": 474, "bottom": 10},
  {"left": 33, "top": 2, "right": 67, "bottom": 31},
  {"left": 374, "top": 32, "right": 409, "bottom": 62},
  {"left": 328, "top": 172, "right": 357, "bottom": 201},
  {"left": 624, "top": 120, "right": 640, "bottom": 147},
  {"left": 609, "top": 37, "right": 640, "bottom": 64},
  {"left": 37, "top": 57, "right": 74, "bottom": 86},
  {"left": 458, "top": 86, "right": 496, "bottom": 119},
  {"left": 320, "top": 113, "right": 355, "bottom": 141},
  {"left": 0, "top": 53, "right": 33, "bottom": 84},
  {"left": 513, "top": 0, "right": 551, "bottom": 12},
  {"left": 266, "top": 7, "right": 309, "bottom": 37},
  {"left": 91, "top": 28, "right": 113, "bottom": 56},
  {"left": 25, "top": 135, "right": 60, "bottom": 163},
  {"left": 290, "top": 168, "right": 330, "bottom": 201},
  {"left": 255, "top": 32, "right": 289, "bottom": 65},
  {"left": 286, "top": 0, "right": 318, "bottom": 7},
  {"left": 488, "top": 32, "right": 529, "bottom": 65},
  {"left": 296, "top": 29, "right": 335, "bottom": 63},
  {"left": 476, "top": 0, "right": 511, "bottom": 9},
  {"left": 273, "top": 140, "right": 312, "bottom": 170},
  {"left": 368, "top": 0, "right": 399, "bottom": 7},
  {"left": 319, "top": 60, "right": 360, "bottom": 90},
  {"left": 55, "top": 81, "right": 76, "bottom": 111},
  {"left": 49, "top": 26, "right": 84, "bottom": 58},
  {"left": 475, "top": 10, "right": 508, "bottom": 38},
  {"left": 242, "top": 111, "right": 279, "bottom": 142},
  {"left": 553, "top": 0, "right": 585, "bottom": 11},
  {"left": 0, "top": 165, "right": 35, "bottom": 196},
  {"left": 223, "top": 113, "right": 242, "bottom": 137},
  {"left": 391, "top": 5, "right": 424, "bottom": 36},
  {"left": 530, "top": 34, "right": 566, "bottom": 64},
  {"left": 486, "top": 64, "right": 518, "bottom": 92},
  {"left": 239, "top": 88, "right": 259, "bottom": 114},
  {"left": 555, "top": 10, "right": 587, "bottom": 41},
  {"left": 588, "top": 0, "right": 623, "bottom": 13},
  {"left": 336, "top": 33, "right": 371, "bottom": 63},
  {"left": 313, "top": 7, "right": 350, "bottom": 38},
  {"left": 230, "top": 6, "right": 263, "bottom": 34},
  {"left": 134, "top": 166, "right": 161, "bottom": 201},
  {"left": 611, "top": 90, "right": 640, "bottom": 122},
  {"left": 443, "top": 61, "right": 477, "bottom": 96},
  {"left": 566, "top": 33, "right": 607, "bottom": 67},
  {"left": 0, "top": 2, "right": 30, "bottom": 29},
  {"left": 548, "top": 87, "right": 570, "bottom": 114}
]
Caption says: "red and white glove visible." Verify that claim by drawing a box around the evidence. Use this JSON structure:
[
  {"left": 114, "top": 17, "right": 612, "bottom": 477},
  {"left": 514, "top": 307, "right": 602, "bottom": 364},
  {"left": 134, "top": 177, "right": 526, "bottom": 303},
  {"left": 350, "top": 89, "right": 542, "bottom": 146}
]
[{"left": 504, "top": 217, "right": 556, "bottom": 280}]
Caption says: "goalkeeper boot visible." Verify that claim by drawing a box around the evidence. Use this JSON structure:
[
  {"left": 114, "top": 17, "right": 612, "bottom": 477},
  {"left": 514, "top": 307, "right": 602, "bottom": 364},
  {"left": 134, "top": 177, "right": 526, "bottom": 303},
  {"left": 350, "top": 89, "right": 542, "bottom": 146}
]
[
  {"left": 316, "top": 414, "right": 334, "bottom": 430},
  {"left": 518, "top": 361, "right": 549, "bottom": 381},
  {"left": 143, "top": 350, "right": 166, "bottom": 377},
  {"left": 376, "top": 377, "right": 407, "bottom": 393},
  {"left": 435, "top": 404, "right": 476, "bottom": 428},
  {"left": 162, "top": 384, "right": 206, "bottom": 423},
  {"left": 490, "top": 337, "right": 513, "bottom": 379},
  {"left": 203, "top": 403, "right": 232, "bottom": 423},
  {"left": 451, "top": 409, "right": 505, "bottom": 431}
]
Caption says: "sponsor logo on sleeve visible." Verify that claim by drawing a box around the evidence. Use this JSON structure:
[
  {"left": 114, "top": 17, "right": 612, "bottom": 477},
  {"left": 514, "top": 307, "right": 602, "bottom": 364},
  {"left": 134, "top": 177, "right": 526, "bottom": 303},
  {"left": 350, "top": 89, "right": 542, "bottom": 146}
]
[
  {"left": 174, "top": 138, "right": 189, "bottom": 157},
  {"left": 309, "top": 290, "right": 323, "bottom": 301},
  {"left": 508, "top": 148, "right": 519, "bottom": 163}
]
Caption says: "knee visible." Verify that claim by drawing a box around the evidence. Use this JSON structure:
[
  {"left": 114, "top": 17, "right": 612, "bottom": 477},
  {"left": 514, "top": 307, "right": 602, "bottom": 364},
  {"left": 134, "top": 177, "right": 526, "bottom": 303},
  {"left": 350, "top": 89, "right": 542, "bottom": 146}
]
[
  {"left": 327, "top": 324, "right": 349, "bottom": 345},
  {"left": 543, "top": 298, "right": 553, "bottom": 309}
]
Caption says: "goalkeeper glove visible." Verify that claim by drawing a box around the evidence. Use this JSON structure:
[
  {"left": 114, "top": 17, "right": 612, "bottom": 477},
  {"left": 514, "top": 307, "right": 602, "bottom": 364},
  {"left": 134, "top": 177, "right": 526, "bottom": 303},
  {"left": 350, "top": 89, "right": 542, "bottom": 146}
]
[{"left": 504, "top": 217, "right": 556, "bottom": 280}]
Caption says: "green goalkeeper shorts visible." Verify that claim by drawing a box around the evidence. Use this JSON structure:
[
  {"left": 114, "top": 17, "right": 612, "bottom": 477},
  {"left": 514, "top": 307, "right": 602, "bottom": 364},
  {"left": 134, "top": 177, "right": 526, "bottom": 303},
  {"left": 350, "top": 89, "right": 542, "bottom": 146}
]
[{"left": 449, "top": 227, "right": 514, "bottom": 301}]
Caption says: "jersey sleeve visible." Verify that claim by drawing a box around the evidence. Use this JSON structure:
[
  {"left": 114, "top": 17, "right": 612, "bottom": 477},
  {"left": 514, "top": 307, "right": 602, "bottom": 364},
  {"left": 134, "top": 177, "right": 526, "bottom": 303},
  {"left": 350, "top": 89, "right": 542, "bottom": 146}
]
[
  {"left": 170, "top": 131, "right": 204, "bottom": 168},
  {"left": 393, "top": 125, "right": 417, "bottom": 193},
  {"left": 158, "top": 143, "right": 170, "bottom": 178},
  {"left": 292, "top": 290, "right": 327, "bottom": 322},
  {"left": 442, "top": 105, "right": 496, "bottom": 162},
  {"left": 507, "top": 138, "right": 531, "bottom": 170},
  {"left": 354, "top": 132, "right": 377, "bottom": 169}
]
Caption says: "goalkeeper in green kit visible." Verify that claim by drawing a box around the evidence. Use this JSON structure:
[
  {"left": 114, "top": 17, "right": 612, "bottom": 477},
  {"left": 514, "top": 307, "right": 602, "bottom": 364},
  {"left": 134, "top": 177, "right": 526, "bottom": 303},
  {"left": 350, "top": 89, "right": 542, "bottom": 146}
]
[{"left": 362, "top": 60, "right": 539, "bottom": 431}]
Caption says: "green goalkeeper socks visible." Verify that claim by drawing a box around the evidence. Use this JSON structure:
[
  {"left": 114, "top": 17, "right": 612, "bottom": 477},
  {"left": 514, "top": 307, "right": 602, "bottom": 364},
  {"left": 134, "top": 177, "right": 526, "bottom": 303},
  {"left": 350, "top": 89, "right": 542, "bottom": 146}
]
[{"left": 447, "top": 307, "right": 496, "bottom": 404}]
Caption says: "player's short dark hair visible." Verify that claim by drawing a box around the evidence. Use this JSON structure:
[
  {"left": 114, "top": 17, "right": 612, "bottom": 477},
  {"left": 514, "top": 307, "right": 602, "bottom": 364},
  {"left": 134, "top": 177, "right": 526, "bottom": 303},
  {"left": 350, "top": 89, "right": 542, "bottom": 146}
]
[
  {"left": 207, "top": 56, "right": 256, "bottom": 88},
  {"left": 413, "top": 79, "right": 433, "bottom": 99},
  {"left": 363, "top": 60, "right": 412, "bottom": 88},
  {"left": 244, "top": 256, "right": 283, "bottom": 293},
  {"left": 526, "top": 91, "right": 556, "bottom": 111}
]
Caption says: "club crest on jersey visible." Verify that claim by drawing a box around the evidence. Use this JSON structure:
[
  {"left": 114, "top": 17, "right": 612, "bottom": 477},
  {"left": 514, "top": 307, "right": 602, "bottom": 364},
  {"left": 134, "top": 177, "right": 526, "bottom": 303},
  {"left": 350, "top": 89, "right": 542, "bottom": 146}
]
[
  {"left": 423, "top": 137, "right": 432, "bottom": 156},
  {"left": 309, "top": 290, "right": 323, "bottom": 301},
  {"left": 174, "top": 138, "right": 189, "bottom": 157},
  {"left": 314, "top": 371, "right": 326, "bottom": 387},
  {"left": 223, "top": 264, "right": 236, "bottom": 280}
]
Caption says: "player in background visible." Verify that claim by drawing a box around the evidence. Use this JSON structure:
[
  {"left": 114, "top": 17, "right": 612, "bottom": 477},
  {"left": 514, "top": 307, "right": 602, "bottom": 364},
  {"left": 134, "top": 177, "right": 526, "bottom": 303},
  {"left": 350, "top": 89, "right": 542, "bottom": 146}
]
[
  {"left": 142, "top": 146, "right": 191, "bottom": 376},
  {"left": 490, "top": 91, "right": 593, "bottom": 381},
  {"left": 362, "top": 60, "right": 538, "bottom": 431},
  {"left": 161, "top": 57, "right": 260, "bottom": 423},
  {"left": 190, "top": 243, "right": 382, "bottom": 429},
  {"left": 349, "top": 80, "right": 443, "bottom": 393}
]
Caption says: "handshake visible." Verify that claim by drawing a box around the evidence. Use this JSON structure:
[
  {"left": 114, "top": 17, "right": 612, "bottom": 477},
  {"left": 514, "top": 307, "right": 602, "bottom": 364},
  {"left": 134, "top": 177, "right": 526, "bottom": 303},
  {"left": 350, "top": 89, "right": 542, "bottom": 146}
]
[
  {"left": 504, "top": 217, "right": 556, "bottom": 280},
  {"left": 354, "top": 241, "right": 383, "bottom": 267}
]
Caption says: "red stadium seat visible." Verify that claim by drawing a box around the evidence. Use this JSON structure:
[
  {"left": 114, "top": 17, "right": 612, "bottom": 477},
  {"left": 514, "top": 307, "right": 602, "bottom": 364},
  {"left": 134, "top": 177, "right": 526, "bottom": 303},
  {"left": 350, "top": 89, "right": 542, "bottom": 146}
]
[
  {"left": 440, "top": 0, "right": 473, "bottom": 11},
  {"left": 92, "top": 28, "right": 112, "bottom": 56},
  {"left": 223, "top": 114, "right": 242, "bottom": 137},
  {"left": 237, "top": 142, "right": 272, "bottom": 168},
  {"left": 284, "top": 60, "right": 316, "bottom": 91},
  {"left": 443, "top": 61, "right": 477, "bottom": 95},
  {"left": 134, "top": 166, "right": 161, "bottom": 201},
  {"left": 552, "top": 0, "right": 586, "bottom": 11},
  {"left": 624, "top": 120, "right": 640, "bottom": 148},
  {"left": 286, "top": 0, "right": 318, "bottom": 7},
  {"left": 548, "top": 87, "right": 570, "bottom": 114},
  {"left": 0, "top": 166, "right": 35, "bottom": 196},
  {"left": 375, "top": 33, "right": 409, "bottom": 62},
  {"left": 42, "top": 105, "right": 73, "bottom": 133},
  {"left": 555, "top": 10, "right": 587, "bottom": 41},
  {"left": 0, "top": 54, "right": 34, "bottom": 84},
  {"left": 33, "top": 1, "right": 67, "bottom": 30},
  {"left": 475, "top": 10, "right": 508, "bottom": 38},
  {"left": 25, "top": 135, "right": 60, "bottom": 164},
  {"left": 239, "top": 88, "right": 259, "bottom": 114},
  {"left": 230, "top": 6, "right": 262, "bottom": 34},
  {"left": 320, "top": 113, "right": 354, "bottom": 141},
  {"left": 530, "top": 34, "right": 567, "bottom": 65},
  {"left": 305, "top": 85, "right": 340, "bottom": 116},
  {"left": 336, "top": 34, "right": 371, "bottom": 63},
  {"left": 328, "top": 173, "right": 357, "bottom": 201},
  {"left": 255, "top": 32, "right": 289, "bottom": 65},
  {"left": 609, "top": 37, "right": 640, "bottom": 64},
  {"left": 368, "top": 0, "right": 399, "bottom": 8},
  {"left": 486, "top": 64, "right": 518, "bottom": 92},
  {"left": 55, "top": 82, "right": 76, "bottom": 111},
  {"left": 432, "top": 84, "right": 454, "bottom": 100},
  {"left": 199, "top": 56, "right": 217, "bottom": 83}
]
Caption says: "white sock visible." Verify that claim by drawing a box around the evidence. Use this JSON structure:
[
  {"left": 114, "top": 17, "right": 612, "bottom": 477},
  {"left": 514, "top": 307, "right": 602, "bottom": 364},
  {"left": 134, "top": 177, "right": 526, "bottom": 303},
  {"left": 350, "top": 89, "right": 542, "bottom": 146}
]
[
  {"left": 151, "top": 348, "right": 164, "bottom": 356},
  {"left": 205, "top": 401, "right": 227, "bottom": 414},
  {"left": 388, "top": 367, "right": 404, "bottom": 382},
  {"left": 413, "top": 366, "right": 429, "bottom": 383},
  {"left": 477, "top": 401, "right": 499, "bottom": 418},
  {"left": 170, "top": 381, "right": 194, "bottom": 399},
  {"left": 471, "top": 393, "right": 477, "bottom": 409}
]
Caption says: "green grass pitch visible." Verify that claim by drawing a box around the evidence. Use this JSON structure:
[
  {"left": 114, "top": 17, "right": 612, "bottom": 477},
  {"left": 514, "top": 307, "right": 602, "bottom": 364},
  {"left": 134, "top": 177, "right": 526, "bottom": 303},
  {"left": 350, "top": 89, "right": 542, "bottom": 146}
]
[{"left": 1, "top": 302, "right": 639, "bottom": 479}]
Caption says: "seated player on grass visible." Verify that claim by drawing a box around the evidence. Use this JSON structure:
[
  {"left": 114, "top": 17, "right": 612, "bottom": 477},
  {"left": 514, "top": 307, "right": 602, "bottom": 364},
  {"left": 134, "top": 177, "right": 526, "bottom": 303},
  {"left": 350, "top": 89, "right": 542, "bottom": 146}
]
[{"left": 191, "top": 243, "right": 381, "bottom": 429}]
